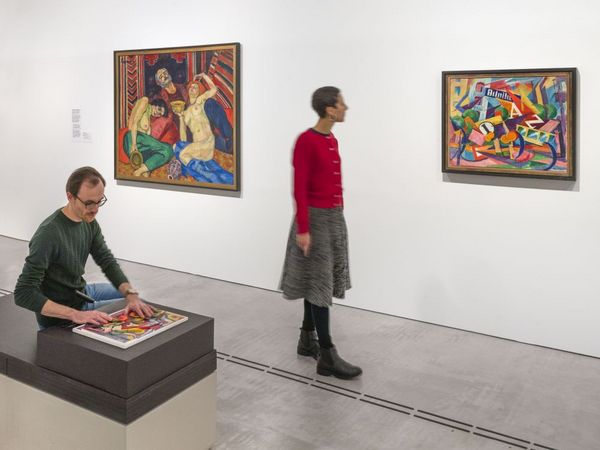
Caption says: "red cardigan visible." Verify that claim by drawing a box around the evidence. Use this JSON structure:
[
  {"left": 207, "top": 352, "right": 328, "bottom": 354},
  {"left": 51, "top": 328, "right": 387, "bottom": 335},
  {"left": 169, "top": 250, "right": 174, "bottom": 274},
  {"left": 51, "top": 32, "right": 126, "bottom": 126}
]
[{"left": 293, "top": 128, "right": 344, "bottom": 233}]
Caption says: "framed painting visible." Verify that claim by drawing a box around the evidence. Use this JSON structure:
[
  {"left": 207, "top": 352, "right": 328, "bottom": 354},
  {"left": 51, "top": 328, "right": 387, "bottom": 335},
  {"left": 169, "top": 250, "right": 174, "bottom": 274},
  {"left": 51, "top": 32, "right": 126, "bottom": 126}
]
[
  {"left": 114, "top": 43, "right": 240, "bottom": 190},
  {"left": 73, "top": 308, "right": 188, "bottom": 349},
  {"left": 442, "top": 68, "right": 576, "bottom": 180}
]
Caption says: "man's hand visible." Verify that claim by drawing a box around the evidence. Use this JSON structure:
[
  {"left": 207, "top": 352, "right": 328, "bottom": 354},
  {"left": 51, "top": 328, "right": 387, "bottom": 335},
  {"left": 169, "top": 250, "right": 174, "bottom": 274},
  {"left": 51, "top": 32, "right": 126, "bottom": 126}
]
[
  {"left": 125, "top": 295, "right": 154, "bottom": 318},
  {"left": 296, "top": 232, "right": 311, "bottom": 257},
  {"left": 70, "top": 310, "right": 112, "bottom": 326},
  {"left": 41, "top": 299, "right": 112, "bottom": 326}
]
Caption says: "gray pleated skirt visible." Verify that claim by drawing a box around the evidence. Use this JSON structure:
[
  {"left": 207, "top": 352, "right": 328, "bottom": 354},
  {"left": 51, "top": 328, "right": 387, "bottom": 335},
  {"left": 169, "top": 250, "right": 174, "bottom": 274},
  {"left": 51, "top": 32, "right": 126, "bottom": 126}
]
[{"left": 280, "top": 207, "right": 351, "bottom": 307}]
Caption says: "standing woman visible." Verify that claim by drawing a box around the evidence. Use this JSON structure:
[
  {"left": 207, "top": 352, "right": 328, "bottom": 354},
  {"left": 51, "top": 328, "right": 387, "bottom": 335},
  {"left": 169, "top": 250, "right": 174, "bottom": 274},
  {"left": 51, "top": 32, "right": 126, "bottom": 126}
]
[{"left": 280, "top": 86, "right": 362, "bottom": 379}]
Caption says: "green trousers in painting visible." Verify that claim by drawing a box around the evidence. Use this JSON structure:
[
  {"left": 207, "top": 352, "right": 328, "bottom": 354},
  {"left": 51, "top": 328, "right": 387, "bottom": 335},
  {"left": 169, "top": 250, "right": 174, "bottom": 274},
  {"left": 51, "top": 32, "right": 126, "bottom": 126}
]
[{"left": 123, "top": 131, "right": 174, "bottom": 171}]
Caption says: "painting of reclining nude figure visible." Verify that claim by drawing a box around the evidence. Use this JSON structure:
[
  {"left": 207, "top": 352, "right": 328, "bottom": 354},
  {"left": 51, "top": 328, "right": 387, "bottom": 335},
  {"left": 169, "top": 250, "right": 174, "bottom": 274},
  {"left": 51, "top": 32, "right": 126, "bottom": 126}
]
[
  {"left": 114, "top": 43, "right": 240, "bottom": 190},
  {"left": 442, "top": 68, "right": 576, "bottom": 180}
]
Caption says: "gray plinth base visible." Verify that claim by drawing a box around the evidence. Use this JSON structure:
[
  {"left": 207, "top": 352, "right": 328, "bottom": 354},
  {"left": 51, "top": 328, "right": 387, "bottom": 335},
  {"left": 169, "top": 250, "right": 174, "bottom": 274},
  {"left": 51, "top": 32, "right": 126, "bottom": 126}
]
[{"left": 1, "top": 371, "right": 216, "bottom": 450}]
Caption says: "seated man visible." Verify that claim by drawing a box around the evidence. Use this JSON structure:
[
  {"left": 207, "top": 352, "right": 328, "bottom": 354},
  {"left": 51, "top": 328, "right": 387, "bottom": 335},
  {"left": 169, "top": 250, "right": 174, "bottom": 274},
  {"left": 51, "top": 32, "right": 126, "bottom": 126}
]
[{"left": 14, "top": 166, "right": 153, "bottom": 329}]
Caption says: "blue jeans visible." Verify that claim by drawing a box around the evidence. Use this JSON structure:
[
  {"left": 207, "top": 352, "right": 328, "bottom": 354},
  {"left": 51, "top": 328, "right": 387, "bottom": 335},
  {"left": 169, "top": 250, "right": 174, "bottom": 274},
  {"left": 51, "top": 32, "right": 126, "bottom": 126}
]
[{"left": 80, "top": 283, "right": 123, "bottom": 311}]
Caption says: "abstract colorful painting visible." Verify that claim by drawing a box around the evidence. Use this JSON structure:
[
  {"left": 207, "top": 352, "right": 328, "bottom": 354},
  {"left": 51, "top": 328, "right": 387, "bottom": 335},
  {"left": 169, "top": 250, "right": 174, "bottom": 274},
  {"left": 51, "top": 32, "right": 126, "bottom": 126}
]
[
  {"left": 442, "top": 68, "right": 576, "bottom": 179},
  {"left": 73, "top": 309, "right": 188, "bottom": 349},
  {"left": 114, "top": 43, "right": 240, "bottom": 190}
]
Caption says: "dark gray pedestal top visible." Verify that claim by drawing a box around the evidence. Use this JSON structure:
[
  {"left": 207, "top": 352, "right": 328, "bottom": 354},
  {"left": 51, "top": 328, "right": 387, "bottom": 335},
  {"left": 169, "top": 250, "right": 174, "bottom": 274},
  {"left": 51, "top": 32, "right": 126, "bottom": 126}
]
[
  {"left": 37, "top": 300, "right": 214, "bottom": 398},
  {"left": 0, "top": 295, "right": 215, "bottom": 424}
]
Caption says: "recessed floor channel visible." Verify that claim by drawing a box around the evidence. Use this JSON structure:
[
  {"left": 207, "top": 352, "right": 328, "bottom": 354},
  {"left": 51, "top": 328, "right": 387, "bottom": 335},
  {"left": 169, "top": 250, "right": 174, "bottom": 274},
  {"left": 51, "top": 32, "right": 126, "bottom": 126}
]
[{"left": 216, "top": 351, "right": 556, "bottom": 450}]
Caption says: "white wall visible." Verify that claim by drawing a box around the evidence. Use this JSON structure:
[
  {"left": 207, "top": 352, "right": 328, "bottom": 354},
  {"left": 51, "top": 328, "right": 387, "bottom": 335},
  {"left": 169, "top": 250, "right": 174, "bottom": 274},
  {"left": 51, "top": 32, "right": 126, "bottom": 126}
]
[{"left": 1, "top": 0, "right": 600, "bottom": 356}]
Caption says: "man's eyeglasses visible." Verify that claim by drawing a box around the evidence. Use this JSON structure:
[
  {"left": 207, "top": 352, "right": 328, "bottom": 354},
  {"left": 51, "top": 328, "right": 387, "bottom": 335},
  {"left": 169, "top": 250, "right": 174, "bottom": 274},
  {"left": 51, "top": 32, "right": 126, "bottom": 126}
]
[{"left": 75, "top": 195, "right": 107, "bottom": 210}]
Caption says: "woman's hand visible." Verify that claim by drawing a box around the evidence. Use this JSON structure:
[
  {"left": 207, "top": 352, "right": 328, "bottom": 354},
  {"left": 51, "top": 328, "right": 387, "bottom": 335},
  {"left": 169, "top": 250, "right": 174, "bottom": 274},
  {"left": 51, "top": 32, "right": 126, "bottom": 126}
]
[{"left": 296, "top": 232, "right": 311, "bottom": 257}]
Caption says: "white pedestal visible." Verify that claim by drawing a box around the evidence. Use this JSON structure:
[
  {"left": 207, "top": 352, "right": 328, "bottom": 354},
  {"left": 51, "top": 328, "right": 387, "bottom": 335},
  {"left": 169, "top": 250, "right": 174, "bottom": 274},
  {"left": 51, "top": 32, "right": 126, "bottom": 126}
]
[
  {"left": 1, "top": 372, "right": 216, "bottom": 450},
  {"left": 0, "top": 373, "right": 7, "bottom": 448}
]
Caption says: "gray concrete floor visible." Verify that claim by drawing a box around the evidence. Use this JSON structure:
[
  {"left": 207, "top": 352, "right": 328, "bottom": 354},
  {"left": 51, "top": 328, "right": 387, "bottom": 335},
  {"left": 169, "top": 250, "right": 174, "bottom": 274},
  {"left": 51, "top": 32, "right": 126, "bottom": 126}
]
[{"left": 1, "top": 234, "right": 598, "bottom": 450}]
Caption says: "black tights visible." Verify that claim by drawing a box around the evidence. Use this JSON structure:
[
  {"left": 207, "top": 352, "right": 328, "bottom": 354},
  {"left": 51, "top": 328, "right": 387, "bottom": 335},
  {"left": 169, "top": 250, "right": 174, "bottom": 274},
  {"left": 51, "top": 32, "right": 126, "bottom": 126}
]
[{"left": 302, "top": 299, "right": 332, "bottom": 349}]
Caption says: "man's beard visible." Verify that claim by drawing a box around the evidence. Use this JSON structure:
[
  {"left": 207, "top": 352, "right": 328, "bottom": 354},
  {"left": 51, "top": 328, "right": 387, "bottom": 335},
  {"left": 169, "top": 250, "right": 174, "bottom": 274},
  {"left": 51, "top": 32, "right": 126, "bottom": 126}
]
[{"left": 157, "top": 73, "right": 172, "bottom": 88}]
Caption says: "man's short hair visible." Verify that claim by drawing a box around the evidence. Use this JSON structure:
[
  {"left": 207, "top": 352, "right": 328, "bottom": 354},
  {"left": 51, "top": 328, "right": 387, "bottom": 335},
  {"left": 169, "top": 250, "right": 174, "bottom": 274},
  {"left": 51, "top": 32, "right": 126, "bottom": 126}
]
[
  {"left": 311, "top": 86, "right": 341, "bottom": 118},
  {"left": 66, "top": 167, "right": 106, "bottom": 196},
  {"left": 149, "top": 98, "right": 169, "bottom": 117}
]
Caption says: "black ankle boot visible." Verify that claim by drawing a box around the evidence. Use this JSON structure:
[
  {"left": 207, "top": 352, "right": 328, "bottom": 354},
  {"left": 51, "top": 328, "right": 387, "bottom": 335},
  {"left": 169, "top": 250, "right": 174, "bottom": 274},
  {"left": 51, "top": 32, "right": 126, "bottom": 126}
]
[
  {"left": 297, "top": 329, "right": 320, "bottom": 359},
  {"left": 317, "top": 345, "right": 362, "bottom": 379}
]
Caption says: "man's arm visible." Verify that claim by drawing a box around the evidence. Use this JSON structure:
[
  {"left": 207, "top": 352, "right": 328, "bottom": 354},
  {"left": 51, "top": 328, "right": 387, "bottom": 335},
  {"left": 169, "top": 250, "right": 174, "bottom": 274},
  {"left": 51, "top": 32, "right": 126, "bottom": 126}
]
[
  {"left": 17, "top": 260, "right": 112, "bottom": 324},
  {"left": 90, "top": 223, "right": 128, "bottom": 286},
  {"left": 41, "top": 299, "right": 112, "bottom": 325},
  {"left": 14, "top": 231, "right": 56, "bottom": 312},
  {"left": 15, "top": 227, "right": 113, "bottom": 325},
  {"left": 90, "top": 224, "right": 153, "bottom": 318}
]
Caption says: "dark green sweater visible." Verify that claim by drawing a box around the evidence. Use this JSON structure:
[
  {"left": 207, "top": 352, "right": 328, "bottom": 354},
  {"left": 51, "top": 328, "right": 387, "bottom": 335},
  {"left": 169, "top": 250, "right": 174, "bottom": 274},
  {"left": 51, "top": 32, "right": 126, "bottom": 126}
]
[{"left": 14, "top": 209, "right": 128, "bottom": 327}]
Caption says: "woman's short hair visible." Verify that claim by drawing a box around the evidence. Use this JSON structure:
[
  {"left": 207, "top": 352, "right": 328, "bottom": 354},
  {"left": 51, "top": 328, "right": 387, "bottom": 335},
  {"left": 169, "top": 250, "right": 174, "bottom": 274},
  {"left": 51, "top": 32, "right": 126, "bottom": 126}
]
[{"left": 312, "top": 86, "right": 340, "bottom": 118}]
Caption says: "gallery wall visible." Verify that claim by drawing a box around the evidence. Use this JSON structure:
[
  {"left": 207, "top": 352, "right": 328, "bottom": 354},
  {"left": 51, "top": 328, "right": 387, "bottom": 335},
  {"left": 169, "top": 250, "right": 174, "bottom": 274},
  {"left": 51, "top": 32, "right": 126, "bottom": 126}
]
[{"left": 1, "top": 0, "right": 599, "bottom": 356}]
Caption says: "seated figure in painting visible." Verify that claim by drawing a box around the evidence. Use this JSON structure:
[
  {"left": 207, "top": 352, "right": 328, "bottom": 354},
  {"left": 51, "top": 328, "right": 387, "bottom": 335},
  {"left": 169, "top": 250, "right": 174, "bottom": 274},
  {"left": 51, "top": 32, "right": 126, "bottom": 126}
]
[
  {"left": 173, "top": 73, "right": 233, "bottom": 184},
  {"left": 122, "top": 97, "right": 175, "bottom": 177}
]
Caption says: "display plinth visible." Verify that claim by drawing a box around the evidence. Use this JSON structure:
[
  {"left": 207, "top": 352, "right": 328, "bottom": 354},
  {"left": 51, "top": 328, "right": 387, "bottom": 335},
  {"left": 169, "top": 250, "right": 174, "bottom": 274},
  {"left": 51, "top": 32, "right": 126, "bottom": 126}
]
[
  {"left": 37, "top": 300, "right": 213, "bottom": 398},
  {"left": 0, "top": 294, "right": 216, "bottom": 449},
  {"left": 1, "top": 371, "right": 216, "bottom": 450}
]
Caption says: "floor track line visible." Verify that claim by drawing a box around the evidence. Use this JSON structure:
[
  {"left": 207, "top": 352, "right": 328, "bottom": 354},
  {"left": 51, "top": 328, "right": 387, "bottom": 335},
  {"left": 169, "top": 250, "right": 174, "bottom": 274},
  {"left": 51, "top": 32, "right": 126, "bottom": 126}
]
[{"left": 218, "top": 351, "right": 559, "bottom": 450}]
